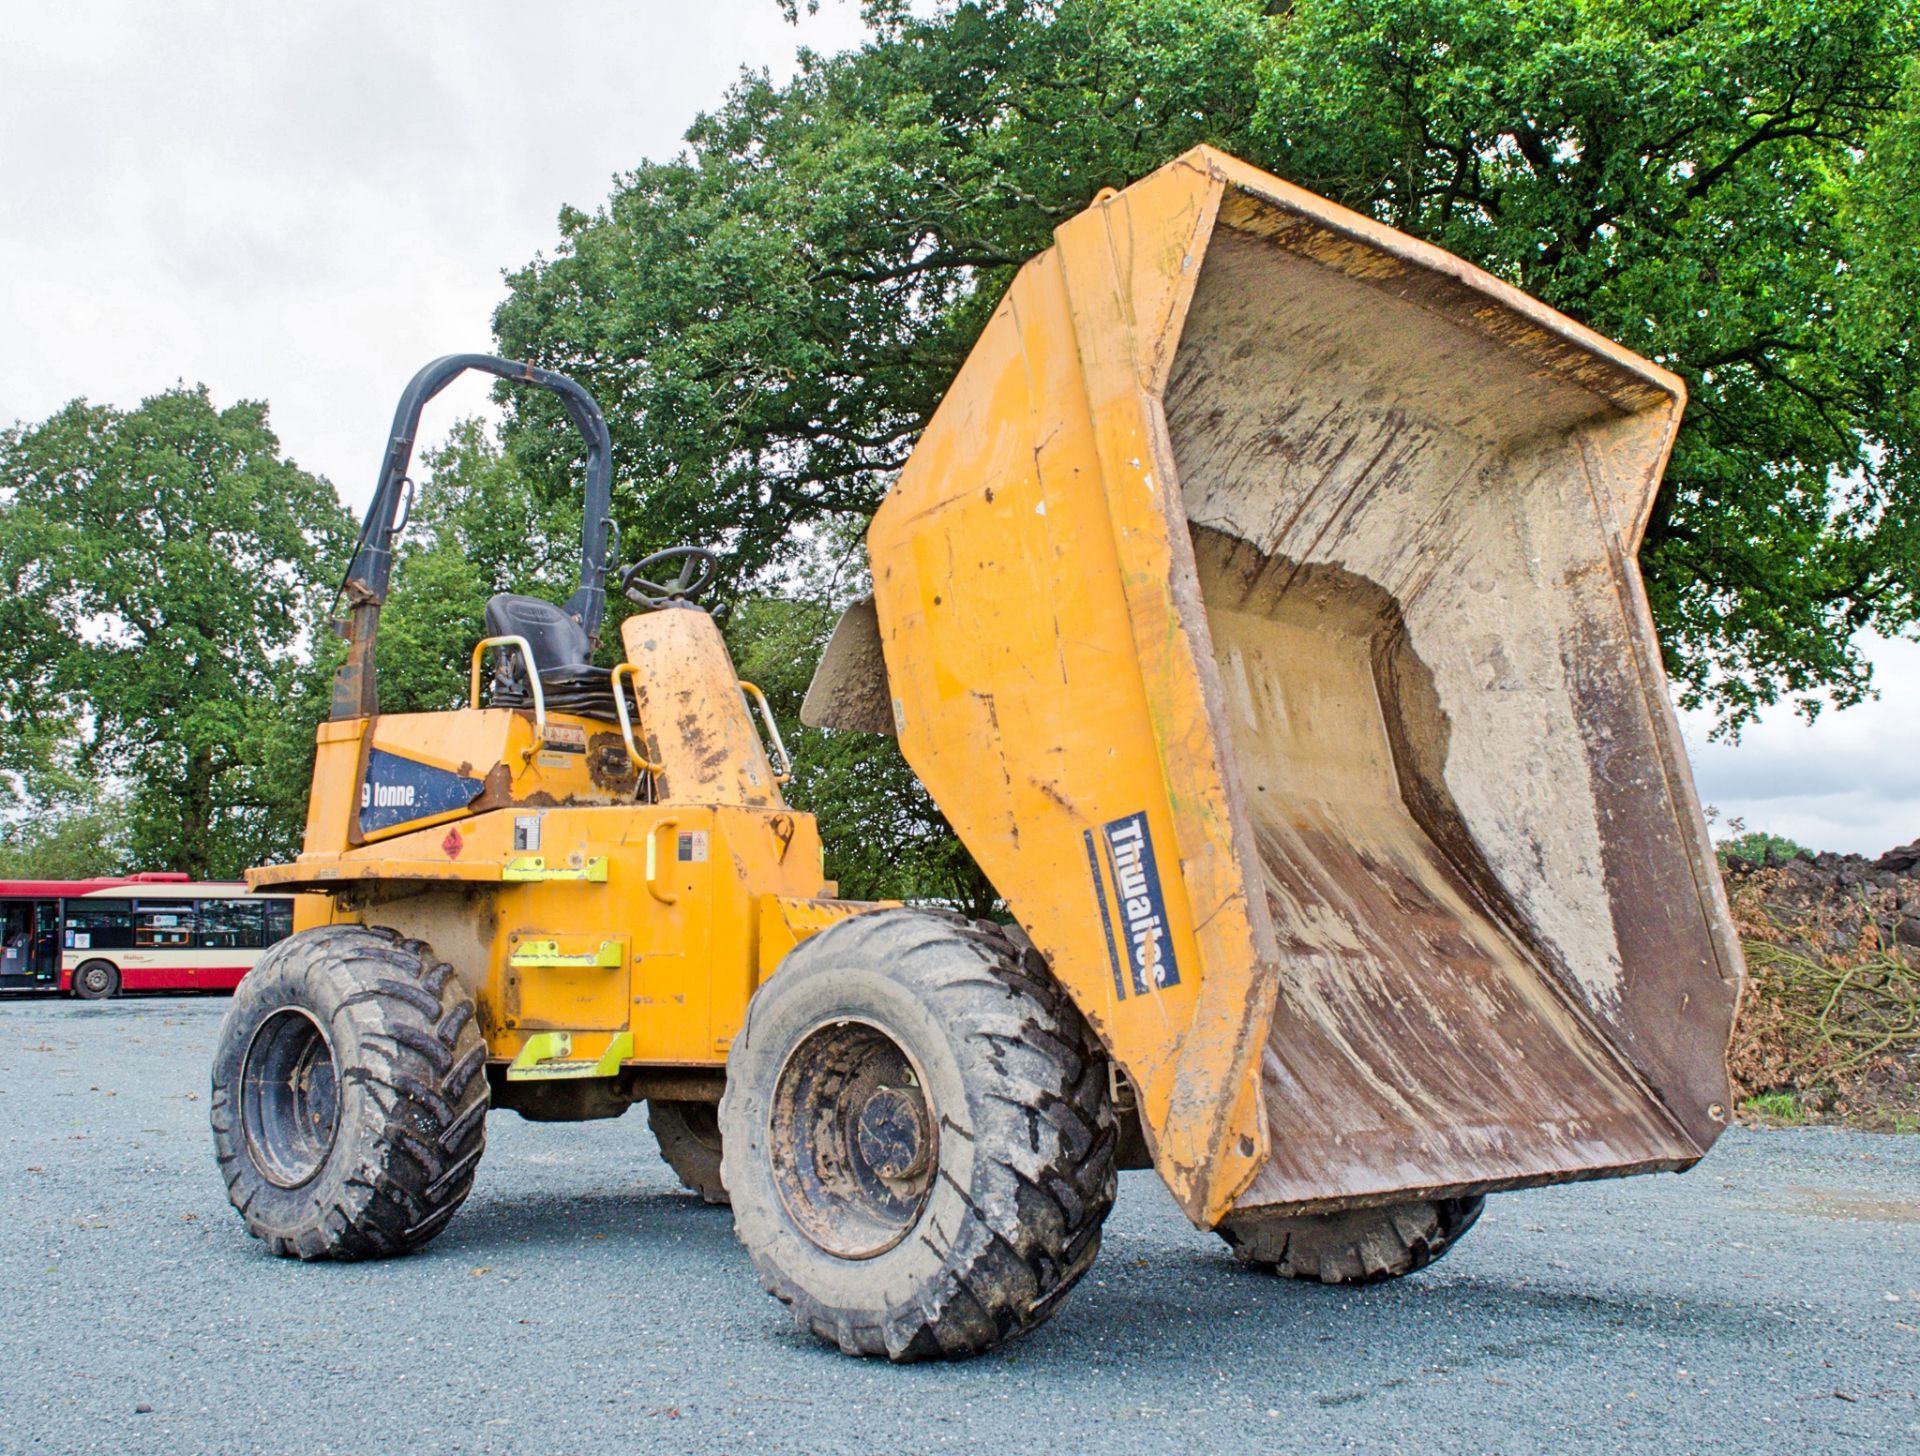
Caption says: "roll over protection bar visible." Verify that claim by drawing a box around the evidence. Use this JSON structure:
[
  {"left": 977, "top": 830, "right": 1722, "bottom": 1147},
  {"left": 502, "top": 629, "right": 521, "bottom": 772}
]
[{"left": 329, "top": 354, "right": 614, "bottom": 721}]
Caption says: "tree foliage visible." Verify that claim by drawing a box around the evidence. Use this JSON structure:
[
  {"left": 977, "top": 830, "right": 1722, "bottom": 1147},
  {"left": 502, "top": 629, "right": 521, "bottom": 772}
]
[
  {"left": 6, "top": 2, "right": 1914, "bottom": 893},
  {"left": 0, "top": 719, "right": 131, "bottom": 878},
  {"left": 1716, "top": 827, "right": 1811, "bottom": 866},
  {"left": 0, "top": 387, "right": 352, "bottom": 877},
  {"left": 1251, "top": 0, "right": 1920, "bottom": 726},
  {"left": 496, "top": 0, "right": 1920, "bottom": 732}
]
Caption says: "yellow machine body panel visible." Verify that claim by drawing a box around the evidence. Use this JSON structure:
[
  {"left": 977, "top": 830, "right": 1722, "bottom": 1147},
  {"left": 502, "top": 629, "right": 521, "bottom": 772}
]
[
  {"left": 260, "top": 792, "right": 837, "bottom": 1072},
  {"left": 836, "top": 146, "right": 1745, "bottom": 1226},
  {"left": 621, "top": 609, "right": 786, "bottom": 809},
  {"left": 253, "top": 614, "right": 840, "bottom": 1077},
  {"left": 286, "top": 707, "right": 644, "bottom": 863}
]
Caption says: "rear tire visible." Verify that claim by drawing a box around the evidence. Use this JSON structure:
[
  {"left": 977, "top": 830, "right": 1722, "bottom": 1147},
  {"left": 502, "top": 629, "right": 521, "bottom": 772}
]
[
  {"left": 721, "top": 909, "right": 1117, "bottom": 1361},
  {"left": 648, "top": 1099, "right": 728, "bottom": 1204},
  {"left": 209, "top": 924, "right": 488, "bottom": 1260},
  {"left": 1218, "top": 1196, "right": 1484, "bottom": 1284},
  {"left": 72, "top": 960, "right": 120, "bottom": 1000}
]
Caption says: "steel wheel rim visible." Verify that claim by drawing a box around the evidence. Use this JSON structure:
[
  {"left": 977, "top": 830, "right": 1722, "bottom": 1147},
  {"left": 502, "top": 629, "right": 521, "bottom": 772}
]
[
  {"left": 768, "top": 1017, "right": 939, "bottom": 1260},
  {"left": 77, "top": 964, "right": 111, "bottom": 996},
  {"left": 240, "top": 1007, "right": 341, "bottom": 1189}
]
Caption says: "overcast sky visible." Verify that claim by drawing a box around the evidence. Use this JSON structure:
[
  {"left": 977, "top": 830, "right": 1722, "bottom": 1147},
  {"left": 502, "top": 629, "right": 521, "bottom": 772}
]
[
  {"left": 3, "top": 2, "right": 1912, "bottom": 858},
  {"left": 0, "top": 1, "right": 867, "bottom": 496}
]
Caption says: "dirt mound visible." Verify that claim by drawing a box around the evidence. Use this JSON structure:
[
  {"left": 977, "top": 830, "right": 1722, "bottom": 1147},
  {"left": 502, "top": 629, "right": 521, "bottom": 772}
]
[
  {"left": 1873, "top": 837, "right": 1920, "bottom": 875},
  {"left": 1722, "top": 844, "right": 1920, "bottom": 1130}
]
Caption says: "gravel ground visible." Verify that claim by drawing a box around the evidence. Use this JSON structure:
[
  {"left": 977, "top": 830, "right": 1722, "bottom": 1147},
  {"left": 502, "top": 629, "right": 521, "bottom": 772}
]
[{"left": 3, "top": 995, "right": 1916, "bottom": 1456}]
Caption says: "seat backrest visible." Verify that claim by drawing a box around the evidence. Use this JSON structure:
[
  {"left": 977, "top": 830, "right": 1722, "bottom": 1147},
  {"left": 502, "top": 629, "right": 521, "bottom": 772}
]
[{"left": 484, "top": 593, "right": 593, "bottom": 686}]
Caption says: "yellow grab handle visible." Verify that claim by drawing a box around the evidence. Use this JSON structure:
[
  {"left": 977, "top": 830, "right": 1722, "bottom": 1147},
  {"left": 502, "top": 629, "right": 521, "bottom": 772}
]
[
  {"left": 738, "top": 681, "right": 793, "bottom": 783},
  {"left": 470, "top": 635, "right": 547, "bottom": 743},
  {"left": 610, "top": 663, "right": 664, "bottom": 773},
  {"left": 645, "top": 817, "right": 681, "bottom": 905}
]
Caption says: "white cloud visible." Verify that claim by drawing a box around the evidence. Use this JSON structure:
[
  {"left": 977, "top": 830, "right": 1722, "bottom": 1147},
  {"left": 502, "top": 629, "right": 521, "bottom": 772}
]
[
  {"left": 1681, "top": 633, "right": 1920, "bottom": 858},
  {"left": 0, "top": 0, "right": 868, "bottom": 508}
]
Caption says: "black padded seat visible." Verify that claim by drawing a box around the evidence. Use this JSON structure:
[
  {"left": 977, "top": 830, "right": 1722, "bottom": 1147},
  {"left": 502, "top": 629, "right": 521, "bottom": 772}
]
[{"left": 483, "top": 593, "right": 620, "bottom": 720}]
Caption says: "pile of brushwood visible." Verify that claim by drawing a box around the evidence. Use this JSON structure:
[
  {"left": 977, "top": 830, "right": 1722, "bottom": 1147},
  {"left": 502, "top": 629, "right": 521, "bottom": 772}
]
[{"left": 1724, "top": 840, "right": 1920, "bottom": 1131}]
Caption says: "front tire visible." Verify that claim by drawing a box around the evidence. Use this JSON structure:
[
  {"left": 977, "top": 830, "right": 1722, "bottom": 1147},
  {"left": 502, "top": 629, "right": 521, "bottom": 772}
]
[
  {"left": 209, "top": 925, "right": 488, "bottom": 1260},
  {"left": 721, "top": 910, "right": 1117, "bottom": 1361},
  {"left": 72, "top": 960, "right": 120, "bottom": 1000},
  {"left": 1218, "top": 1197, "right": 1484, "bottom": 1284}
]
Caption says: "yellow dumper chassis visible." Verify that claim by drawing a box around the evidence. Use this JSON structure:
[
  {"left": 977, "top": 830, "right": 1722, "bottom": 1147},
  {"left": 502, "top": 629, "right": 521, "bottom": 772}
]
[{"left": 211, "top": 150, "right": 1742, "bottom": 1362}]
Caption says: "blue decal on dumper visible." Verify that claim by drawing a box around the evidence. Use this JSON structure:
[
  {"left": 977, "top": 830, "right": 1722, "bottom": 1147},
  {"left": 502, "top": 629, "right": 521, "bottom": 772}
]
[
  {"left": 1096, "top": 811, "right": 1181, "bottom": 998},
  {"left": 359, "top": 748, "right": 484, "bottom": 833}
]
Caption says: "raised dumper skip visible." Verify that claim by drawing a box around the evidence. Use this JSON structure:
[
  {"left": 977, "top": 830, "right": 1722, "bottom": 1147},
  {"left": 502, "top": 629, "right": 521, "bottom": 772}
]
[{"left": 210, "top": 147, "right": 1744, "bottom": 1361}]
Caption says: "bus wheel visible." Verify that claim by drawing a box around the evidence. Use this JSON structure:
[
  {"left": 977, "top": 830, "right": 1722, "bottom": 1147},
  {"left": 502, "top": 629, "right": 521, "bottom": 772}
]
[
  {"left": 72, "top": 960, "right": 120, "bottom": 1000},
  {"left": 209, "top": 925, "right": 489, "bottom": 1260}
]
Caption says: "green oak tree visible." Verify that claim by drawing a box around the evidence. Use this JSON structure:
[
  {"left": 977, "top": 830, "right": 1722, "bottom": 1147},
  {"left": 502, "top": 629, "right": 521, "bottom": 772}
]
[
  {"left": 9, "top": 2, "right": 1913, "bottom": 897},
  {"left": 0, "top": 386, "right": 353, "bottom": 877},
  {"left": 0, "top": 719, "right": 131, "bottom": 878},
  {"left": 494, "top": 0, "right": 1919, "bottom": 733}
]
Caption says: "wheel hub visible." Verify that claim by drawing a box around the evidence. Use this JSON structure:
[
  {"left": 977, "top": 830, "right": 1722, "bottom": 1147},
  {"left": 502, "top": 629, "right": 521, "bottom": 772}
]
[
  {"left": 855, "top": 1085, "right": 931, "bottom": 1184},
  {"left": 768, "top": 1019, "right": 938, "bottom": 1259},
  {"left": 240, "top": 1007, "right": 341, "bottom": 1189}
]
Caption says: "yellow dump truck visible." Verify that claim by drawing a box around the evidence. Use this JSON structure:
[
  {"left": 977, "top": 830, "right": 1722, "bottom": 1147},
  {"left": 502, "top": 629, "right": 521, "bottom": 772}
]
[{"left": 212, "top": 147, "right": 1743, "bottom": 1360}]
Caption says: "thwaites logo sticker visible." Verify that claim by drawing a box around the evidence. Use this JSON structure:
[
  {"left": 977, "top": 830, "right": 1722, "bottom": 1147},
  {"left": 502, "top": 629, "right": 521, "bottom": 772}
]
[
  {"left": 1085, "top": 811, "right": 1181, "bottom": 999},
  {"left": 359, "top": 748, "right": 484, "bottom": 833}
]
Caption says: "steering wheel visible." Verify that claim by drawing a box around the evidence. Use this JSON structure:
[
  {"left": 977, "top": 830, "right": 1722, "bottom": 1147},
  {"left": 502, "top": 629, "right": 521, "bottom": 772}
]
[{"left": 620, "top": 546, "right": 720, "bottom": 608}]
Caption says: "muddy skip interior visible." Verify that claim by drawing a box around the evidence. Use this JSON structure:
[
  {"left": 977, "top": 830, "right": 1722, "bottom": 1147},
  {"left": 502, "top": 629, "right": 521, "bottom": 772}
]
[{"left": 1165, "top": 203, "right": 1736, "bottom": 1211}]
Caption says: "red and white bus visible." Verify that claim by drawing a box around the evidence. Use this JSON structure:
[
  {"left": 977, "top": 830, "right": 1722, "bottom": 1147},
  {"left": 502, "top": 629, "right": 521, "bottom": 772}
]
[{"left": 0, "top": 874, "right": 305, "bottom": 999}]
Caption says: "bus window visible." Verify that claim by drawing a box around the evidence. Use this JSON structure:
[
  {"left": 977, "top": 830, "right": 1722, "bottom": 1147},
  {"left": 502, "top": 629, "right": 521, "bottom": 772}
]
[
  {"left": 135, "top": 903, "right": 196, "bottom": 948},
  {"left": 264, "top": 900, "right": 295, "bottom": 946},
  {"left": 197, "top": 900, "right": 264, "bottom": 950},
  {"left": 65, "top": 899, "right": 135, "bottom": 952}
]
